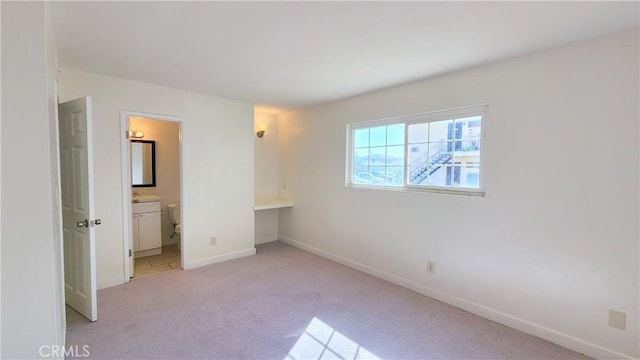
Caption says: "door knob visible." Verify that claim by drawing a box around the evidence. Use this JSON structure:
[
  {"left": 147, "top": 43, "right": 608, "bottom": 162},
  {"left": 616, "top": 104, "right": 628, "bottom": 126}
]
[
  {"left": 95, "top": 219, "right": 102, "bottom": 225},
  {"left": 76, "top": 219, "right": 89, "bottom": 228}
]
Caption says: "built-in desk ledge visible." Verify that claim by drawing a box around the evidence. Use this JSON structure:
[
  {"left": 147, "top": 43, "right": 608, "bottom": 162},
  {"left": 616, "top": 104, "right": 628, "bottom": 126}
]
[{"left": 253, "top": 198, "right": 294, "bottom": 211}]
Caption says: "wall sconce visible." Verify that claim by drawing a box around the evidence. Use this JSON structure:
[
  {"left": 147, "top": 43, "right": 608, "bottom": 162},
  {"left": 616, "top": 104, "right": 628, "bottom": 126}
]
[
  {"left": 128, "top": 130, "right": 145, "bottom": 139},
  {"left": 256, "top": 124, "right": 267, "bottom": 138}
]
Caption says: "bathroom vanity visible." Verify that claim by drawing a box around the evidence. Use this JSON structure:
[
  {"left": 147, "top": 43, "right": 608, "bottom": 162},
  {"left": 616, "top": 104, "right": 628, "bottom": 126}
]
[{"left": 132, "top": 200, "right": 162, "bottom": 258}]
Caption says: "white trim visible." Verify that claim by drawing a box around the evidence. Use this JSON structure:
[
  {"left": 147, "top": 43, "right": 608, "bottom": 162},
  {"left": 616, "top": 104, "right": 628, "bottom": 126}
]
[
  {"left": 119, "top": 113, "right": 131, "bottom": 282},
  {"left": 349, "top": 104, "right": 488, "bottom": 129},
  {"left": 120, "top": 110, "right": 185, "bottom": 282},
  {"left": 279, "top": 236, "right": 635, "bottom": 360},
  {"left": 255, "top": 235, "right": 279, "bottom": 245},
  {"left": 347, "top": 183, "right": 486, "bottom": 197},
  {"left": 182, "top": 247, "right": 256, "bottom": 270},
  {"left": 344, "top": 123, "right": 352, "bottom": 187}
]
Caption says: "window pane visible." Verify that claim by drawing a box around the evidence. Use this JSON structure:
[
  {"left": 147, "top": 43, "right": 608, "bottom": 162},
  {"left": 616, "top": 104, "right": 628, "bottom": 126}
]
[
  {"left": 408, "top": 123, "right": 428, "bottom": 144},
  {"left": 454, "top": 139, "right": 472, "bottom": 152},
  {"left": 428, "top": 142, "right": 453, "bottom": 166},
  {"left": 453, "top": 120, "right": 463, "bottom": 140},
  {"left": 429, "top": 119, "right": 453, "bottom": 142},
  {"left": 427, "top": 165, "right": 451, "bottom": 187},
  {"left": 452, "top": 154, "right": 479, "bottom": 166},
  {"left": 351, "top": 124, "right": 405, "bottom": 187},
  {"left": 408, "top": 143, "right": 428, "bottom": 165},
  {"left": 455, "top": 162, "right": 480, "bottom": 188},
  {"left": 386, "top": 166, "right": 404, "bottom": 186},
  {"left": 386, "top": 145, "right": 404, "bottom": 166},
  {"left": 456, "top": 116, "right": 482, "bottom": 133},
  {"left": 408, "top": 142, "right": 428, "bottom": 185},
  {"left": 370, "top": 126, "right": 386, "bottom": 147},
  {"left": 369, "top": 147, "right": 386, "bottom": 166},
  {"left": 353, "top": 171, "right": 370, "bottom": 184},
  {"left": 387, "top": 124, "right": 405, "bottom": 145},
  {"left": 465, "top": 138, "right": 481, "bottom": 152},
  {"left": 455, "top": 116, "right": 481, "bottom": 151},
  {"left": 408, "top": 165, "right": 428, "bottom": 185},
  {"left": 353, "top": 148, "right": 369, "bottom": 178},
  {"left": 354, "top": 128, "right": 369, "bottom": 148},
  {"left": 367, "top": 166, "right": 386, "bottom": 185}
]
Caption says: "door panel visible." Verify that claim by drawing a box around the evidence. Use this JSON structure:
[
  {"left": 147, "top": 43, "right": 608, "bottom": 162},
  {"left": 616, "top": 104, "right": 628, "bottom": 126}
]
[
  {"left": 59, "top": 96, "right": 97, "bottom": 321},
  {"left": 138, "top": 212, "right": 161, "bottom": 251}
]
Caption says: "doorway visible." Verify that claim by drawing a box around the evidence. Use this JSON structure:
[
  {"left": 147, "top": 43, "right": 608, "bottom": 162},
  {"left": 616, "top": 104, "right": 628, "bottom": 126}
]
[{"left": 120, "top": 111, "right": 185, "bottom": 281}]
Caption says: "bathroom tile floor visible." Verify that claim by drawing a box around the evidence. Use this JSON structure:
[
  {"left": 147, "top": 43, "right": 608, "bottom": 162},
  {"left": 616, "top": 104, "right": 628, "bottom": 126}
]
[{"left": 133, "top": 244, "right": 181, "bottom": 278}]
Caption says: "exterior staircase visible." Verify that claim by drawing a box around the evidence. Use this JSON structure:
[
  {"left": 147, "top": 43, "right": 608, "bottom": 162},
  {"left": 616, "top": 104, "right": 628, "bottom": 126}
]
[{"left": 408, "top": 141, "right": 452, "bottom": 184}]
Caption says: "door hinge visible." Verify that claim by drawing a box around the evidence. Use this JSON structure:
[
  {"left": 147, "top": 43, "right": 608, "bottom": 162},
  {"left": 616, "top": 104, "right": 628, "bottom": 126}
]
[
  {"left": 129, "top": 249, "right": 132, "bottom": 257},
  {"left": 125, "top": 130, "right": 130, "bottom": 139}
]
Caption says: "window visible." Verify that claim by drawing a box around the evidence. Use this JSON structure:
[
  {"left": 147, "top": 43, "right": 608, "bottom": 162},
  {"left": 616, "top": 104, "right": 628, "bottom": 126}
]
[
  {"left": 352, "top": 123, "right": 405, "bottom": 186},
  {"left": 347, "top": 105, "right": 485, "bottom": 195}
]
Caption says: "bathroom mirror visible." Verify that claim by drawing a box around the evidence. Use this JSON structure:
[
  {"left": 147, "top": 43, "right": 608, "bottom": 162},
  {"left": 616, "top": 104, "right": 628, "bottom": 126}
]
[{"left": 131, "top": 140, "right": 156, "bottom": 187}]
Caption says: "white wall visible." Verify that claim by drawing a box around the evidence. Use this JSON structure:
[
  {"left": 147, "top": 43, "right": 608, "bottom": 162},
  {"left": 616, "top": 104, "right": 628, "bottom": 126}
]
[
  {"left": 1, "top": 2, "right": 66, "bottom": 358},
  {"left": 59, "top": 69, "right": 255, "bottom": 288},
  {"left": 278, "top": 28, "right": 639, "bottom": 359},
  {"left": 254, "top": 111, "right": 280, "bottom": 199},
  {"left": 254, "top": 111, "right": 280, "bottom": 244},
  {"left": 255, "top": 210, "right": 279, "bottom": 245},
  {"left": 129, "top": 117, "right": 181, "bottom": 246}
]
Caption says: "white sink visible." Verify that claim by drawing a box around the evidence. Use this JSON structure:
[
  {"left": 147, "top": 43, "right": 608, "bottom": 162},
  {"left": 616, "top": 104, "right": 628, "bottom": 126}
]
[{"left": 132, "top": 195, "right": 163, "bottom": 203}]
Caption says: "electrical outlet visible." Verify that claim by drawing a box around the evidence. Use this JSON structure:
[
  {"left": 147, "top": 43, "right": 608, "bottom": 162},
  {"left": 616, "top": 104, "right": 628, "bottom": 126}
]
[
  {"left": 608, "top": 309, "right": 626, "bottom": 330},
  {"left": 427, "top": 261, "right": 436, "bottom": 274},
  {"left": 210, "top": 236, "right": 217, "bottom": 246}
]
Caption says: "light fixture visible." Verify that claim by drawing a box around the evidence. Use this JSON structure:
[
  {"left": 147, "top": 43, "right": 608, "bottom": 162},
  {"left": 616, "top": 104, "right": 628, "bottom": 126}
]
[
  {"left": 128, "top": 130, "right": 145, "bottom": 139},
  {"left": 256, "top": 124, "right": 267, "bottom": 138}
]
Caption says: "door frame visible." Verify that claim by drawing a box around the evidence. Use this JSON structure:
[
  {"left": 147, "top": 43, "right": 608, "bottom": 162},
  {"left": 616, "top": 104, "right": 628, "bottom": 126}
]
[{"left": 119, "top": 110, "right": 185, "bottom": 282}]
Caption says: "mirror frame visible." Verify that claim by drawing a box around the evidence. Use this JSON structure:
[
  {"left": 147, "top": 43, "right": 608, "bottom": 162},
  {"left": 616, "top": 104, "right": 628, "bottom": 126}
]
[{"left": 131, "top": 139, "right": 156, "bottom": 188}]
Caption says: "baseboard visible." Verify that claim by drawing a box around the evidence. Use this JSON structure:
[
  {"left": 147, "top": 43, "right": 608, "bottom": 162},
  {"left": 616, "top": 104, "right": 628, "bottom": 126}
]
[
  {"left": 162, "top": 238, "right": 179, "bottom": 247},
  {"left": 98, "top": 248, "right": 257, "bottom": 288},
  {"left": 279, "top": 236, "right": 635, "bottom": 360},
  {"left": 183, "top": 247, "right": 256, "bottom": 270},
  {"left": 134, "top": 247, "right": 161, "bottom": 258},
  {"left": 97, "top": 275, "right": 125, "bottom": 290},
  {"left": 256, "top": 235, "right": 279, "bottom": 245}
]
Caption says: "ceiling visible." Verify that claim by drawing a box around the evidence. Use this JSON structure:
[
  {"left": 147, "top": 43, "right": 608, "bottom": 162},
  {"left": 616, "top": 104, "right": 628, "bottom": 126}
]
[{"left": 50, "top": 1, "right": 638, "bottom": 113}]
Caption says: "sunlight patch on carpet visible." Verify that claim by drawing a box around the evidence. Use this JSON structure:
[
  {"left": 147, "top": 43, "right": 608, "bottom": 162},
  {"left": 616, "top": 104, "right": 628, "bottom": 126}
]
[{"left": 285, "top": 317, "right": 380, "bottom": 360}]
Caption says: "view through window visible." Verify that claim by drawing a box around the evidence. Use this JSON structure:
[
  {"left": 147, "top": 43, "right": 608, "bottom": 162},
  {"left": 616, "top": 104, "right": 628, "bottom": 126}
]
[{"left": 348, "top": 105, "right": 485, "bottom": 194}]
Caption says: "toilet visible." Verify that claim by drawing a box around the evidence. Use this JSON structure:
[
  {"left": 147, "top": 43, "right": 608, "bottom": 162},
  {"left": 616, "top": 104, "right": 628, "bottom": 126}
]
[{"left": 167, "top": 202, "right": 181, "bottom": 240}]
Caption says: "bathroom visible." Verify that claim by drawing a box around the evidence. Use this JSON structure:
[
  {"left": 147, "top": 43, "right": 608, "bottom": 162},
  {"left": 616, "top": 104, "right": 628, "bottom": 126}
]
[{"left": 129, "top": 116, "right": 182, "bottom": 278}]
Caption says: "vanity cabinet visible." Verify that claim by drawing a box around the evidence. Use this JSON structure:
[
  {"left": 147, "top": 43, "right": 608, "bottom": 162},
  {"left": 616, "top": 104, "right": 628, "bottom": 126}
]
[{"left": 132, "top": 201, "right": 162, "bottom": 257}]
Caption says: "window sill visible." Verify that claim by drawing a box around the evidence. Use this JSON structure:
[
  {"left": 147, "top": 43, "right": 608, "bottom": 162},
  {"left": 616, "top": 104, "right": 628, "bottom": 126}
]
[{"left": 347, "top": 184, "right": 485, "bottom": 197}]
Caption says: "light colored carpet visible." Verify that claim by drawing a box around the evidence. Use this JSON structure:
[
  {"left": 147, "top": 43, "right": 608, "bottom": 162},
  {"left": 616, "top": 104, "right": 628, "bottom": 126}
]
[{"left": 66, "top": 241, "right": 591, "bottom": 359}]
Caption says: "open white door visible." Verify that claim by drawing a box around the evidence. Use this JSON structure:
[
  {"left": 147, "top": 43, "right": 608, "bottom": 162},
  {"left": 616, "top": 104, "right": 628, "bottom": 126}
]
[{"left": 59, "top": 96, "right": 98, "bottom": 321}]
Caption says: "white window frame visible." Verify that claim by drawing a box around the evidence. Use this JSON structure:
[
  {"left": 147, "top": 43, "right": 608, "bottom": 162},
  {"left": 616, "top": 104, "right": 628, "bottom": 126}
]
[{"left": 345, "top": 104, "right": 487, "bottom": 196}]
